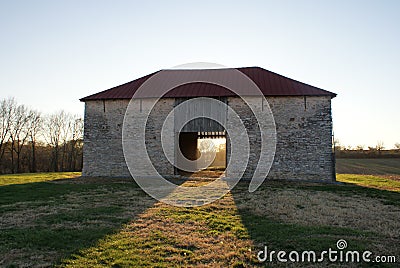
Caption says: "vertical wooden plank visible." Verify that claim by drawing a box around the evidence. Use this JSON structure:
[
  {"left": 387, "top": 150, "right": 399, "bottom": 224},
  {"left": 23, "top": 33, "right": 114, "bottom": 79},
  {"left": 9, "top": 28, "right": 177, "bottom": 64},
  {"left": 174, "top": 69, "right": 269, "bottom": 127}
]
[{"left": 174, "top": 97, "right": 227, "bottom": 132}]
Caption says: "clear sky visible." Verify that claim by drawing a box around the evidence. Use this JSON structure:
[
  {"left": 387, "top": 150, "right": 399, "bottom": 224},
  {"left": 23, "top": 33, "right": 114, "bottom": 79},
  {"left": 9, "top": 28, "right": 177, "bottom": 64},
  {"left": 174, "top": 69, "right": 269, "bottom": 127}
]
[{"left": 0, "top": 0, "right": 399, "bottom": 148}]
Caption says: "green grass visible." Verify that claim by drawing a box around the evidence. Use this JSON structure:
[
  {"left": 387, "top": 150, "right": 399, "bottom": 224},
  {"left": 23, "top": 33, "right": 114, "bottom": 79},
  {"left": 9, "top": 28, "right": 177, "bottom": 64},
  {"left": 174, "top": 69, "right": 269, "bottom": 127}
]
[
  {"left": 239, "top": 213, "right": 370, "bottom": 252},
  {"left": 0, "top": 172, "right": 81, "bottom": 186},
  {"left": 0, "top": 173, "right": 399, "bottom": 267},
  {"left": 0, "top": 174, "right": 154, "bottom": 267},
  {"left": 337, "top": 174, "right": 400, "bottom": 192},
  {"left": 336, "top": 158, "right": 400, "bottom": 175},
  {"left": 0, "top": 182, "right": 104, "bottom": 211}
]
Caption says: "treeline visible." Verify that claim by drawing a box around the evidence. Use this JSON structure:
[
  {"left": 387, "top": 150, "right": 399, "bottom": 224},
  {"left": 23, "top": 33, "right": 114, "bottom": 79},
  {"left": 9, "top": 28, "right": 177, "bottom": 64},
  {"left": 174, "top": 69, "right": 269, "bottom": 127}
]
[
  {"left": 334, "top": 141, "right": 400, "bottom": 159},
  {"left": 336, "top": 149, "right": 400, "bottom": 158},
  {"left": 0, "top": 98, "right": 83, "bottom": 174}
]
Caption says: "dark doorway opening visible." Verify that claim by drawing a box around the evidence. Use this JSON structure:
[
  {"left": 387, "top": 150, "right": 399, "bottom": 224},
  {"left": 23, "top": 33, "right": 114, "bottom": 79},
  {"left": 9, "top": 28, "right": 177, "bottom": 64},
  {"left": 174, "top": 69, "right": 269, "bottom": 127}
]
[{"left": 176, "top": 131, "right": 226, "bottom": 177}]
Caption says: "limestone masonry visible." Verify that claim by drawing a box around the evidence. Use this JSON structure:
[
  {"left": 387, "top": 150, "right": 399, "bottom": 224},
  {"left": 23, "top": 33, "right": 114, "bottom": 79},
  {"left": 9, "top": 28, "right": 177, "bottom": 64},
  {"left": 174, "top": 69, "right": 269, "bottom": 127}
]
[{"left": 81, "top": 67, "right": 336, "bottom": 182}]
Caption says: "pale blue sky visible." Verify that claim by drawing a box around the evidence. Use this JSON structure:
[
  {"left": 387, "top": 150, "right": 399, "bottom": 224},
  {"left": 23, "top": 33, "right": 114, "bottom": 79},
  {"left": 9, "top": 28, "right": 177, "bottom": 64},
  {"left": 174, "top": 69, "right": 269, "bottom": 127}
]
[{"left": 0, "top": 0, "right": 399, "bottom": 148}]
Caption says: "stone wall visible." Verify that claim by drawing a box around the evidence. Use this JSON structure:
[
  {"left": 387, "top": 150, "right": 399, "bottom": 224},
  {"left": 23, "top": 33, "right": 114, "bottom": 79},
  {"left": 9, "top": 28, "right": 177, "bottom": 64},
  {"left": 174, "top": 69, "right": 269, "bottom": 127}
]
[
  {"left": 82, "top": 99, "right": 130, "bottom": 177},
  {"left": 269, "top": 96, "right": 334, "bottom": 181},
  {"left": 82, "top": 98, "right": 175, "bottom": 177},
  {"left": 226, "top": 96, "right": 334, "bottom": 181},
  {"left": 83, "top": 96, "right": 334, "bottom": 181}
]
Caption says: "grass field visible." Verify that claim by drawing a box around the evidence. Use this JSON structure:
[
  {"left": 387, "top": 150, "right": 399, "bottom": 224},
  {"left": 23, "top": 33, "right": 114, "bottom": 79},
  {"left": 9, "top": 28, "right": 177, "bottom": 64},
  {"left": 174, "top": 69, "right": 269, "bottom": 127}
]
[
  {"left": 0, "top": 170, "right": 399, "bottom": 267},
  {"left": 336, "top": 158, "right": 400, "bottom": 175},
  {"left": 0, "top": 172, "right": 81, "bottom": 186}
]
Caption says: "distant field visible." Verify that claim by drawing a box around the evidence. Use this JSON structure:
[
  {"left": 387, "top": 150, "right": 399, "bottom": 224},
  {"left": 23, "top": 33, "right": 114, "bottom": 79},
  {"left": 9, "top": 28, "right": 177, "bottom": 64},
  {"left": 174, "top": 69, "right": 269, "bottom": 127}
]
[
  {"left": 336, "top": 158, "right": 400, "bottom": 175},
  {"left": 0, "top": 173, "right": 399, "bottom": 267}
]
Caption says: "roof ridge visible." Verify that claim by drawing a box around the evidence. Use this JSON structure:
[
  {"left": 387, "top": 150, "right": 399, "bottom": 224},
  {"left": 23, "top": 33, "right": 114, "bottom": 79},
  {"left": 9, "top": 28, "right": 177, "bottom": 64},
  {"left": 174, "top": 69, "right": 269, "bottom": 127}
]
[
  {"left": 249, "top": 67, "right": 334, "bottom": 95},
  {"left": 80, "top": 67, "right": 336, "bottom": 101}
]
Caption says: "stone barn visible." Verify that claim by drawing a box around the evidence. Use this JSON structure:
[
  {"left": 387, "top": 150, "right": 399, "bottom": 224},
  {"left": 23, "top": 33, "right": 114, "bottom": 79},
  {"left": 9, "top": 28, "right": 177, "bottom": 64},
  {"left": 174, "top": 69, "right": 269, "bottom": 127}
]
[{"left": 80, "top": 67, "right": 336, "bottom": 182}]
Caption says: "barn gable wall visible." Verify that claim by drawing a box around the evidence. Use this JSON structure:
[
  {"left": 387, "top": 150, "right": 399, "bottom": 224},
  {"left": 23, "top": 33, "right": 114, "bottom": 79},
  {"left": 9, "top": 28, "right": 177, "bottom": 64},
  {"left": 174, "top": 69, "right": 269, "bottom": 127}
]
[
  {"left": 270, "top": 96, "right": 334, "bottom": 181},
  {"left": 82, "top": 96, "right": 334, "bottom": 181},
  {"left": 82, "top": 99, "right": 130, "bottom": 177},
  {"left": 227, "top": 96, "right": 334, "bottom": 181}
]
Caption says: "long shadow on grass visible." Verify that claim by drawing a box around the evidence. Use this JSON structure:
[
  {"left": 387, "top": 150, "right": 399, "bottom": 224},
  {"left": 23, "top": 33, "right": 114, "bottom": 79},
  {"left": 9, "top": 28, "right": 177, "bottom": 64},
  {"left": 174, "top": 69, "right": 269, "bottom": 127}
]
[
  {"left": 56, "top": 179, "right": 261, "bottom": 267},
  {"left": 0, "top": 177, "right": 161, "bottom": 267},
  {"left": 4, "top": 177, "right": 396, "bottom": 267},
  {"left": 297, "top": 181, "right": 400, "bottom": 207},
  {"left": 229, "top": 180, "right": 393, "bottom": 266}
]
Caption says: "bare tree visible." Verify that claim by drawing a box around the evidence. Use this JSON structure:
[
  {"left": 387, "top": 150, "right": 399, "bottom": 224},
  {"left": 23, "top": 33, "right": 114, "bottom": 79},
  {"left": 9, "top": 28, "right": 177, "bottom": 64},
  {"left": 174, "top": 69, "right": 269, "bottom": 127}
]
[
  {"left": 60, "top": 113, "right": 73, "bottom": 171},
  {"left": 45, "top": 111, "right": 66, "bottom": 172},
  {"left": 0, "top": 98, "right": 84, "bottom": 174},
  {"left": 333, "top": 139, "right": 342, "bottom": 151},
  {"left": 395, "top": 143, "right": 400, "bottom": 150},
  {"left": 376, "top": 141, "right": 385, "bottom": 151},
  {"left": 345, "top": 145, "right": 352, "bottom": 150},
  {"left": 355, "top": 145, "right": 364, "bottom": 151},
  {"left": 8, "top": 103, "right": 31, "bottom": 173},
  {"left": 0, "top": 98, "right": 16, "bottom": 165},
  {"left": 198, "top": 139, "right": 217, "bottom": 153},
  {"left": 68, "top": 116, "right": 83, "bottom": 171},
  {"left": 26, "top": 110, "right": 42, "bottom": 172}
]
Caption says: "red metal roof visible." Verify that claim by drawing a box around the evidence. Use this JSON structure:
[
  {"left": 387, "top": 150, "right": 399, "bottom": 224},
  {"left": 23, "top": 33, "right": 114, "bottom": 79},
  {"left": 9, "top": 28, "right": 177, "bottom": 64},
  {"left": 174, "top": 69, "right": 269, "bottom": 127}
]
[{"left": 80, "top": 67, "right": 336, "bottom": 101}]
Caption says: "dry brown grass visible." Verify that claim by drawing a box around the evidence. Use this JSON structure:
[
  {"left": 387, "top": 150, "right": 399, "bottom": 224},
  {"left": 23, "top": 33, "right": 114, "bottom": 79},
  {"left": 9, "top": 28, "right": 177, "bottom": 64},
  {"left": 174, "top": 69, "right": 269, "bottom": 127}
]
[
  {"left": 235, "top": 188, "right": 400, "bottom": 238},
  {"left": 233, "top": 182, "right": 400, "bottom": 259}
]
